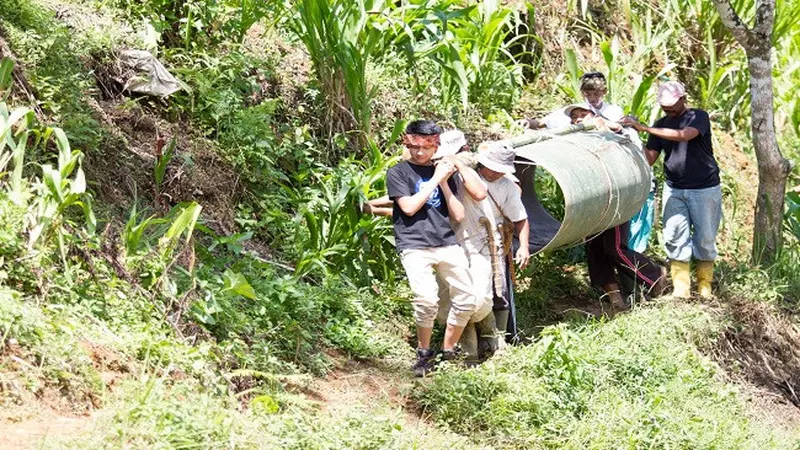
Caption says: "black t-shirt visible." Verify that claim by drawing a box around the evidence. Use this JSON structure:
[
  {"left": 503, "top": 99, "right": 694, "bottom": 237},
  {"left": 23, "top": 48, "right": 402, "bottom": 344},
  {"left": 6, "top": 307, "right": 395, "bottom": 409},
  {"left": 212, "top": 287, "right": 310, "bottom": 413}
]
[
  {"left": 646, "top": 108, "right": 720, "bottom": 189},
  {"left": 386, "top": 161, "right": 458, "bottom": 252}
]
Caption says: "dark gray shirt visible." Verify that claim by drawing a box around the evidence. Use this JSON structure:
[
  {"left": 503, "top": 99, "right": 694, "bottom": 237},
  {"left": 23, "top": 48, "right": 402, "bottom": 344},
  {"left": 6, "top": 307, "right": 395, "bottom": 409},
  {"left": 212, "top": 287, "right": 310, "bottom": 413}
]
[
  {"left": 387, "top": 161, "right": 458, "bottom": 252},
  {"left": 647, "top": 108, "right": 720, "bottom": 189}
]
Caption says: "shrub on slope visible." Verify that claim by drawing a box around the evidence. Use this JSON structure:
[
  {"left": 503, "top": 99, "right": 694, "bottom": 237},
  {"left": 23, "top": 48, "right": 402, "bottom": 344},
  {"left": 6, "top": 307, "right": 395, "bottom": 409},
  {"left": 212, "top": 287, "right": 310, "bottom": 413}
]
[{"left": 417, "top": 302, "right": 796, "bottom": 449}]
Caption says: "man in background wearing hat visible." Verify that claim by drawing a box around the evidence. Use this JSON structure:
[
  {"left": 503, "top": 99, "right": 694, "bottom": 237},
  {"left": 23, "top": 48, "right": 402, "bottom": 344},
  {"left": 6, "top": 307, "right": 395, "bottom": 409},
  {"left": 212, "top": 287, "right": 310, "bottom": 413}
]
[
  {"left": 443, "top": 142, "right": 530, "bottom": 355},
  {"left": 621, "top": 81, "right": 722, "bottom": 298},
  {"left": 522, "top": 72, "right": 625, "bottom": 130}
]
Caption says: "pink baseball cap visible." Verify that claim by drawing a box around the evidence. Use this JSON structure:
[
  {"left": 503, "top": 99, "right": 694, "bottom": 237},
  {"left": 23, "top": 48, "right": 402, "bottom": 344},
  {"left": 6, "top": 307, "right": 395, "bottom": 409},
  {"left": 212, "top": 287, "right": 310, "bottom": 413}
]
[{"left": 657, "top": 81, "right": 687, "bottom": 107}]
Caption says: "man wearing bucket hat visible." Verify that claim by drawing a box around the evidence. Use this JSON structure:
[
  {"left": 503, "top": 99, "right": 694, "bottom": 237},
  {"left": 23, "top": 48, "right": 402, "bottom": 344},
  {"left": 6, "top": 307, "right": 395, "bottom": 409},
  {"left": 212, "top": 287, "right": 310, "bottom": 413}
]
[
  {"left": 620, "top": 81, "right": 722, "bottom": 298},
  {"left": 444, "top": 142, "right": 530, "bottom": 354}
]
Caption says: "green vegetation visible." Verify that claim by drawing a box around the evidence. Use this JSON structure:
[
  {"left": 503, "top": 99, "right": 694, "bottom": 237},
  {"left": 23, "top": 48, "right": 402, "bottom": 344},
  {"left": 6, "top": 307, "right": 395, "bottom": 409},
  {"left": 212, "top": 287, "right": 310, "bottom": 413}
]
[
  {"left": 0, "top": 0, "right": 799, "bottom": 448},
  {"left": 417, "top": 304, "right": 792, "bottom": 448}
]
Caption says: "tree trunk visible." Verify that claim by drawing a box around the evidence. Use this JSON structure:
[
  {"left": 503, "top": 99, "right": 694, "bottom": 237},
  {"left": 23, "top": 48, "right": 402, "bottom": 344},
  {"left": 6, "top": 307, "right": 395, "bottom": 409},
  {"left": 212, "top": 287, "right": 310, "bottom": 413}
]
[
  {"left": 711, "top": 0, "right": 791, "bottom": 264},
  {"left": 747, "top": 50, "right": 791, "bottom": 263}
]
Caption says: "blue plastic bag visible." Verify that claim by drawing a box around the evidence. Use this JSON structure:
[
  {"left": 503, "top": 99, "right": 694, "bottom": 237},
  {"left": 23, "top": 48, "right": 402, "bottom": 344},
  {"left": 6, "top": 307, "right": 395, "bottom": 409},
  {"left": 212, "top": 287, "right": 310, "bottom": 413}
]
[{"left": 628, "top": 190, "right": 655, "bottom": 253}]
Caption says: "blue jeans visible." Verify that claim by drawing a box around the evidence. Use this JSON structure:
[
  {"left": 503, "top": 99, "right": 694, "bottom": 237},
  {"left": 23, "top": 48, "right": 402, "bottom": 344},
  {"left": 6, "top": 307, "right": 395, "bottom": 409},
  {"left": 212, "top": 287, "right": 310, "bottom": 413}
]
[{"left": 662, "top": 184, "right": 722, "bottom": 262}]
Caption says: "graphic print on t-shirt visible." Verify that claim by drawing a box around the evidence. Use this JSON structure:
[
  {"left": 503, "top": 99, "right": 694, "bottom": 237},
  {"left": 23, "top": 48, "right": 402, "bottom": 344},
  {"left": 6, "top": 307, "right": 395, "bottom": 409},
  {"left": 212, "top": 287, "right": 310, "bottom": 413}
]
[{"left": 415, "top": 178, "right": 442, "bottom": 208}]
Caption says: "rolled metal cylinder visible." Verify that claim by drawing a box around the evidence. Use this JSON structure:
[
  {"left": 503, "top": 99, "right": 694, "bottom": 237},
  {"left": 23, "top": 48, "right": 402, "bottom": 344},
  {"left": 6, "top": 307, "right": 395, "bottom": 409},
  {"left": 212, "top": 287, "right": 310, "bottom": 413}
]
[{"left": 512, "top": 130, "right": 651, "bottom": 254}]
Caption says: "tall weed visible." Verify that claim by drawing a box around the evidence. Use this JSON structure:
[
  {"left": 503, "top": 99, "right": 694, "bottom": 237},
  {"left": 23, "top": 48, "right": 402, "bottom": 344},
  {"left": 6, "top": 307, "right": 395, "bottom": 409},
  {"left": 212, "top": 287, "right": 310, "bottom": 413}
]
[
  {"left": 397, "top": 0, "right": 529, "bottom": 113},
  {"left": 286, "top": 0, "right": 392, "bottom": 145},
  {"left": 294, "top": 143, "right": 401, "bottom": 285}
]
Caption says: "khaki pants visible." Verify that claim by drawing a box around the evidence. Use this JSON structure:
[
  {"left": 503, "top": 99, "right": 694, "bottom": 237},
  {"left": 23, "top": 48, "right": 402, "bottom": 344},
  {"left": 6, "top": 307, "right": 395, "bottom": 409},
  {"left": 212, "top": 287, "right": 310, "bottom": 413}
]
[
  {"left": 400, "top": 245, "right": 476, "bottom": 328},
  {"left": 436, "top": 248, "right": 494, "bottom": 325}
]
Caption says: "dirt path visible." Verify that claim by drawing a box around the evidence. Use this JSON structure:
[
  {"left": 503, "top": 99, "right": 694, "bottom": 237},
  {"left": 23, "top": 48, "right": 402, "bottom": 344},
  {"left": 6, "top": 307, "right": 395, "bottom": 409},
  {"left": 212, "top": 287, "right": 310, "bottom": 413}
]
[
  {"left": 303, "top": 355, "right": 479, "bottom": 448},
  {"left": 309, "top": 357, "right": 433, "bottom": 427},
  {"left": 0, "top": 413, "right": 97, "bottom": 450}
]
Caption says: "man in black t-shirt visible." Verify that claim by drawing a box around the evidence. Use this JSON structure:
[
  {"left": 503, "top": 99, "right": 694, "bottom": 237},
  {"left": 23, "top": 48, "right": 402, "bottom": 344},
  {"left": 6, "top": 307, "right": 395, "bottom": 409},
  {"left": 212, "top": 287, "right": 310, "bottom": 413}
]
[
  {"left": 621, "top": 81, "right": 722, "bottom": 298},
  {"left": 386, "top": 120, "right": 485, "bottom": 377}
]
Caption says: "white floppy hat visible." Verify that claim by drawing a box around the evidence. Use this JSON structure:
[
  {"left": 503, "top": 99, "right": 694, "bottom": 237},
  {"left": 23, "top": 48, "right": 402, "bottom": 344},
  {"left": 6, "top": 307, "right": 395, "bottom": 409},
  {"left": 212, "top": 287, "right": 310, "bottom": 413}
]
[
  {"left": 563, "top": 103, "right": 593, "bottom": 117},
  {"left": 477, "top": 141, "right": 516, "bottom": 174}
]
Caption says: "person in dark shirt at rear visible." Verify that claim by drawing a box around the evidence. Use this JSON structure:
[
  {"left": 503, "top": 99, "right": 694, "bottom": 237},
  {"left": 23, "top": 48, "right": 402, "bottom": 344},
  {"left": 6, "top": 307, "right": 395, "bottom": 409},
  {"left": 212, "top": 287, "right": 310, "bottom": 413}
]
[
  {"left": 621, "top": 81, "right": 722, "bottom": 299},
  {"left": 386, "top": 119, "right": 481, "bottom": 377}
]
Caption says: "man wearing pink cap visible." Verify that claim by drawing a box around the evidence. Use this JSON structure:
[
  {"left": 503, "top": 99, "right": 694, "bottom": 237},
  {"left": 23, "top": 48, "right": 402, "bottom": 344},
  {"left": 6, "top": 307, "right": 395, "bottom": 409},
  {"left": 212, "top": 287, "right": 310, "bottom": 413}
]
[{"left": 621, "top": 81, "right": 722, "bottom": 298}]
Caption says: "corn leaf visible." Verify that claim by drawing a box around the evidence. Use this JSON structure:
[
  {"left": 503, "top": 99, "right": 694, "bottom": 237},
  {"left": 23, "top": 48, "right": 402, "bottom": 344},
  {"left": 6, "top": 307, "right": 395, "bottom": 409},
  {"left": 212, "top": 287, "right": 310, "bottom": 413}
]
[
  {"left": 564, "top": 48, "right": 581, "bottom": 101},
  {"left": 155, "top": 135, "right": 177, "bottom": 188},
  {"left": 164, "top": 202, "right": 202, "bottom": 247}
]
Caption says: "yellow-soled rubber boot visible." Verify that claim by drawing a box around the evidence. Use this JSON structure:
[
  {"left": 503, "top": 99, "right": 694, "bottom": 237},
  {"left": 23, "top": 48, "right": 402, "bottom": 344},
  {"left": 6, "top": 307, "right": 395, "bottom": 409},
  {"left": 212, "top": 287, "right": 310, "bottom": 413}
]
[
  {"left": 696, "top": 260, "right": 714, "bottom": 298},
  {"left": 670, "top": 261, "right": 691, "bottom": 298}
]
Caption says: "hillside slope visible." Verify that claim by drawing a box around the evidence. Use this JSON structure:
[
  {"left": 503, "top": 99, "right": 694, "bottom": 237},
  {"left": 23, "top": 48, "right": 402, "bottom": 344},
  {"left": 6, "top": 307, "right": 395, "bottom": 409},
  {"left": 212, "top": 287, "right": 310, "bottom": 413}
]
[{"left": 0, "top": 0, "right": 799, "bottom": 448}]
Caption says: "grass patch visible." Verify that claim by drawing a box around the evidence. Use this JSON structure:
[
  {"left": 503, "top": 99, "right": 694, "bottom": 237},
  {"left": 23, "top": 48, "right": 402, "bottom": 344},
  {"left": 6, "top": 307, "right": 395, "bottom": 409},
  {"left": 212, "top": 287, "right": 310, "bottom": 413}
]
[
  {"left": 416, "top": 301, "right": 798, "bottom": 449},
  {"left": 49, "top": 373, "right": 477, "bottom": 450}
]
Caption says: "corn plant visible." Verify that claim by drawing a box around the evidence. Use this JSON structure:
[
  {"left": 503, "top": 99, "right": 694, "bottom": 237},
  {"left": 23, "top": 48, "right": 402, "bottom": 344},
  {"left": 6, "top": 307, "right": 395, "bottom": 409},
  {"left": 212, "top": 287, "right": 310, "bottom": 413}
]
[
  {"left": 295, "top": 126, "right": 403, "bottom": 284},
  {"left": 558, "top": 48, "right": 582, "bottom": 102},
  {"left": 0, "top": 101, "right": 33, "bottom": 205},
  {"left": 27, "top": 127, "right": 96, "bottom": 243},
  {"left": 397, "top": 0, "right": 528, "bottom": 113},
  {"left": 123, "top": 201, "right": 203, "bottom": 258},
  {"left": 158, "top": 201, "right": 202, "bottom": 260},
  {"left": 295, "top": 157, "right": 399, "bottom": 283},
  {"left": 286, "top": 0, "right": 392, "bottom": 145},
  {"left": 0, "top": 57, "right": 13, "bottom": 101},
  {"left": 154, "top": 134, "right": 177, "bottom": 204},
  {"left": 0, "top": 98, "right": 97, "bottom": 284},
  {"left": 121, "top": 201, "right": 202, "bottom": 300},
  {"left": 25, "top": 129, "right": 95, "bottom": 281},
  {"left": 122, "top": 202, "right": 168, "bottom": 256},
  {"left": 3, "top": 116, "right": 96, "bottom": 281}
]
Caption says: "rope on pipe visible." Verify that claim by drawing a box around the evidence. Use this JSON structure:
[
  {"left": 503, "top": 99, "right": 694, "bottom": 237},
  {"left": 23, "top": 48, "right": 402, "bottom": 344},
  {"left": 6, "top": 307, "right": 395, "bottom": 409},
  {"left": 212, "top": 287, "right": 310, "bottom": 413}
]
[{"left": 508, "top": 128, "right": 651, "bottom": 255}]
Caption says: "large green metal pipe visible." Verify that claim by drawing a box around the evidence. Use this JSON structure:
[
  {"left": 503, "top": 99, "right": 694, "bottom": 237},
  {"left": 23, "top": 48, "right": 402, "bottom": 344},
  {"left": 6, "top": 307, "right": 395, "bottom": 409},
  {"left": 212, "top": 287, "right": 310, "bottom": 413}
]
[{"left": 511, "top": 130, "right": 651, "bottom": 254}]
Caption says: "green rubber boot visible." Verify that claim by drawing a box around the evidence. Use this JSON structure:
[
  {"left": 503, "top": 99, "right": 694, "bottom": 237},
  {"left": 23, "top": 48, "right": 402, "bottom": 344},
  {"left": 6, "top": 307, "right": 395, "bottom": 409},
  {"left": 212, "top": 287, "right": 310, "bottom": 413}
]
[
  {"left": 460, "top": 323, "right": 479, "bottom": 365},
  {"left": 475, "top": 312, "right": 498, "bottom": 360},
  {"left": 494, "top": 310, "right": 510, "bottom": 352}
]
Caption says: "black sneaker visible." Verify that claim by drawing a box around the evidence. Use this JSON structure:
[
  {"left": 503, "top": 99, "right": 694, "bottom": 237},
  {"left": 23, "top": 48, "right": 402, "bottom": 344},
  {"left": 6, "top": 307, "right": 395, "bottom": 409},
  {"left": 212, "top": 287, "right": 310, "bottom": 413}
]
[
  {"left": 413, "top": 348, "right": 436, "bottom": 377},
  {"left": 438, "top": 348, "right": 465, "bottom": 364}
]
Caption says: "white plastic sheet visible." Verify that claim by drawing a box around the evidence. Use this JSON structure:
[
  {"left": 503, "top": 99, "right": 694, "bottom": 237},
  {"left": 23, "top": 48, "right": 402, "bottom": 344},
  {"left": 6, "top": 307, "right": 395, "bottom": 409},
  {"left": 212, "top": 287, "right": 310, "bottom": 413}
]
[{"left": 118, "top": 49, "right": 182, "bottom": 97}]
